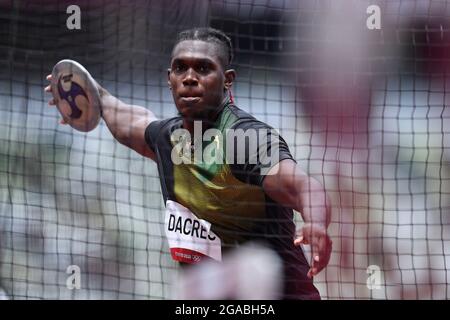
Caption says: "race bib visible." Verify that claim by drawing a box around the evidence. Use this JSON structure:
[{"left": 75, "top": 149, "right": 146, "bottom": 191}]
[{"left": 165, "top": 200, "right": 222, "bottom": 264}]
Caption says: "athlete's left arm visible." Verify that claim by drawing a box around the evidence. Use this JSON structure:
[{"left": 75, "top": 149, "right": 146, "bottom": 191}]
[{"left": 263, "top": 159, "right": 332, "bottom": 278}]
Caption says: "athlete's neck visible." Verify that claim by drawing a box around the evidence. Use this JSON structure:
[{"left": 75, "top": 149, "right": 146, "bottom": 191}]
[{"left": 182, "top": 96, "right": 229, "bottom": 135}]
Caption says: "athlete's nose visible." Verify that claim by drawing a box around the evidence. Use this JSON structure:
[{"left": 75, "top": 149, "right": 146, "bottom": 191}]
[{"left": 182, "top": 68, "right": 198, "bottom": 86}]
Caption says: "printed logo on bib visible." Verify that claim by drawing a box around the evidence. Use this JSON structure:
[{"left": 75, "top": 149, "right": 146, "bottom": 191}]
[{"left": 165, "top": 200, "right": 222, "bottom": 263}]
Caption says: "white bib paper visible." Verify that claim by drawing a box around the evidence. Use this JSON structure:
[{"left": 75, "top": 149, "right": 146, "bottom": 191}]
[{"left": 165, "top": 200, "right": 222, "bottom": 263}]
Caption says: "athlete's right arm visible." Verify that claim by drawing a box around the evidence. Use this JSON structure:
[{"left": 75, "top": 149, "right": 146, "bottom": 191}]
[
  {"left": 44, "top": 74, "right": 158, "bottom": 161},
  {"left": 97, "top": 85, "right": 158, "bottom": 160}
]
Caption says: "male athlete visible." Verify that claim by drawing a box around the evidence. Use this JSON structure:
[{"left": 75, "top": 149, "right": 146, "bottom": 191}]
[{"left": 45, "top": 28, "right": 332, "bottom": 299}]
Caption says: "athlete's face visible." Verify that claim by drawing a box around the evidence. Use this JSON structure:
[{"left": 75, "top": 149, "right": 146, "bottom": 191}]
[{"left": 168, "top": 40, "right": 235, "bottom": 121}]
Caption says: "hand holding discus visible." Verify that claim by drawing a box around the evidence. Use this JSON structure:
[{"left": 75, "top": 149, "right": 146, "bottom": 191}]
[{"left": 44, "top": 59, "right": 101, "bottom": 132}]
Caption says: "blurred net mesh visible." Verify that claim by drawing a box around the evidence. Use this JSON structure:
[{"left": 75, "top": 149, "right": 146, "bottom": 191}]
[{"left": 0, "top": 0, "right": 449, "bottom": 299}]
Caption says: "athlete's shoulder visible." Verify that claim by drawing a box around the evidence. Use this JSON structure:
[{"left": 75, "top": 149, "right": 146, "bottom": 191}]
[
  {"left": 224, "top": 103, "right": 273, "bottom": 131},
  {"left": 145, "top": 116, "right": 182, "bottom": 151},
  {"left": 147, "top": 116, "right": 182, "bottom": 134},
  {"left": 224, "top": 103, "right": 255, "bottom": 121}
]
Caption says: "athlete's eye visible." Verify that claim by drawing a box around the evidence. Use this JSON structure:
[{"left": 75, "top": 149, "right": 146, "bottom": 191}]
[
  {"left": 197, "top": 63, "right": 210, "bottom": 74},
  {"left": 173, "top": 63, "right": 187, "bottom": 74}
]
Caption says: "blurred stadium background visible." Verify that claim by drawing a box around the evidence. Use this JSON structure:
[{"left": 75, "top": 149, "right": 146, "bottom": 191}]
[{"left": 0, "top": 0, "right": 449, "bottom": 299}]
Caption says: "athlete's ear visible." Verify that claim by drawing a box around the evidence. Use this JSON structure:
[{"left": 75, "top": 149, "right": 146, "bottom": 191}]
[
  {"left": 167, "top": 68, "right": 172, "bottom": 89},
  {"left": 224, "top": 69, "right": 236, "bottom": 90}
]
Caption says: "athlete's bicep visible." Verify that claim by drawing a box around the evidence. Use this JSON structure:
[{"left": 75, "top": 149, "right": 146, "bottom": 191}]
[{"left": 100, "top": 89, "right": 158, "bottom": 160}]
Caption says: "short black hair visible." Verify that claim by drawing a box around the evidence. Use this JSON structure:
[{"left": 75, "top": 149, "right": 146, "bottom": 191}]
[{"left": 173, "top": 27, "right": 233, "bottom": 68}]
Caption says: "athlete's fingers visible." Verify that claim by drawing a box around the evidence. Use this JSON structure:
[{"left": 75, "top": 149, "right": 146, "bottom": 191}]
[
  {"left": 306, "top": 237, "right": 318, "bottom": 278},
  {"left": 44, "top": 85, "right": 52, "bottom": 93},
  {"left": 296, "top": 223, "right": 331, "bottom": 277},
  {"left": 48, "top": 98, "right": 55, "bottom": 106},
  {"left": 307, "top": 267, "right": 318, "bottom": 279},
  {"left": 46, "top": 74, "right": 52, "bottom": 81},
  {"left": 308, "top": 236, "right": 332, "bottom": 278},
  {"left": 311, "top": 240, "right": 320, "bottom": 264},
  {"left": 294, "top": 228, "right": 308, "bottom": 246},
  {"left": 294, "top": 230, "right": 303, "bottom": 246},
  {"left": 60, "top": 118, "right": 67, "bottom": 125}
]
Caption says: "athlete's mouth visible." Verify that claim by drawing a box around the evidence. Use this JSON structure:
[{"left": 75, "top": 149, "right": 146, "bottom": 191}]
[{"left": 180, "top": 96, "right": 201, "bottom": 103}]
